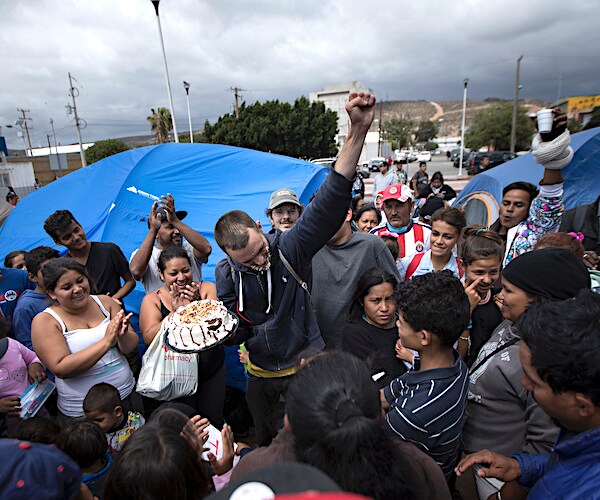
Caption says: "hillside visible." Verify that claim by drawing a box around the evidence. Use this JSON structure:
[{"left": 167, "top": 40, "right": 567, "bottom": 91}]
[{"left": 375, "top": 98, "right": 548, "bottom": 136}]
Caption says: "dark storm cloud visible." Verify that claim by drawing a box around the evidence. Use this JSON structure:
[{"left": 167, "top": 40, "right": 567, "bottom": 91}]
[{"left": 1, "top": 0, "right": 597, "bottom": 149}]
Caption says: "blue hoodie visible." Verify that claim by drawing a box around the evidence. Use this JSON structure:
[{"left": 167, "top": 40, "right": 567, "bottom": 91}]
[
  {"left": 515, "top": 426, "right": 600, "bottom": 499},
  {"left": 216, "top": 170, "right": 352, "bottom": 371}
]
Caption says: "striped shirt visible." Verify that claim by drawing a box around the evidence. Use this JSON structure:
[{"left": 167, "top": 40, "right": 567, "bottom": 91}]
[
  {"left": 370, "top": 222, "right": 431, "bottom": 259},
  {"left": 384, "top": 351, "right": 469, "bottom": 478}
]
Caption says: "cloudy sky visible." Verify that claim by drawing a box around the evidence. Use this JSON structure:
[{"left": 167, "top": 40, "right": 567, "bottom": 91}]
[{"left": 1, "top": 0, "right": 598, "bottom": 149}]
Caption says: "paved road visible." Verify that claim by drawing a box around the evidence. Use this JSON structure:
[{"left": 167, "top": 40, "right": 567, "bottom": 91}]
[{"left": 363, "top": 155, "right": 470, "bottom": 201}]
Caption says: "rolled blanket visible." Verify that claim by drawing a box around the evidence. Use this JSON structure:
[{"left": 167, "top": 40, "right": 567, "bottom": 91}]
[{"left": 531, "top": 129, "right": 573, "bottom": 170}]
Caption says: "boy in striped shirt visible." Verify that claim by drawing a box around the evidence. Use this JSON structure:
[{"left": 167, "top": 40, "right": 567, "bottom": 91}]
[{"left": 382, "top": 271, "right": 470, "bottom": 479}]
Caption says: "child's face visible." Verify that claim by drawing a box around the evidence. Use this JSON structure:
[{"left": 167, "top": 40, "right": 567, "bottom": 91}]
[
  {"left": 9, "top": 253, "right": 26, "bottom": 270},
  {"left": 29, "top": 259, "right": 56, "bottom": 291},
  {"left": 430, "top": 221, "right": 459, "bottom": 260},
  {"left": 396, "top": 312, "right": 420, "bottom": 351},
  {"left": 463, "top": 257, "right": 501, "bottom": 297},
  {"left": 86, "top": 407, "right": 123, "bottom": 433},
  {"left": 362, "top": 282, "right": 396, "bottom": 328}
]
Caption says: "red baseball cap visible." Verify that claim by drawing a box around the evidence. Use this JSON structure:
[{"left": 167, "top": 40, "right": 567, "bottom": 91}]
[{"left": 381, "top": 184, "right": 413, "bottom": 203}]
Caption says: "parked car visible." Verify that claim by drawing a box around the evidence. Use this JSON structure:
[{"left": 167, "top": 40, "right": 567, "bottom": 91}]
[
  {"left": 368, "top": 157, "right": 387, "bottom": 172},
  {"left": 312, "top": 157, "right": 370, "bottom": 178},
  {"left": 311, "top": 157, "right": 337, "bottom": 168},
  {"left": 417, "top": 151, "right": 432, "bottom": 162},
  {"left": 467, "top": 151, "right": 518, "bottom": 175},
  {"left": 452, "top": 148, "right": 471, "bottom": 168}
]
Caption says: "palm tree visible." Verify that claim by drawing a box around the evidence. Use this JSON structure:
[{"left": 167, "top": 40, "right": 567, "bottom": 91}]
[{"left": 147, "top": 107, "right": 173, "bottom": 144}]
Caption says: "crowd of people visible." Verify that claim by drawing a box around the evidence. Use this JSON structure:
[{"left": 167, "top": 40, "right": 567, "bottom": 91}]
[{"left": 0, "top": 92, "right": 599, "bottom": 500}]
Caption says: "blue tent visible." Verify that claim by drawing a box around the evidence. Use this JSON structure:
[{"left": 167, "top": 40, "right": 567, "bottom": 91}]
[
  {"left": 454, "top": 127, "right": 600, "bottom": 225},
  {"left": 0, "top": 143, "right": 328, "bottom": 314}
]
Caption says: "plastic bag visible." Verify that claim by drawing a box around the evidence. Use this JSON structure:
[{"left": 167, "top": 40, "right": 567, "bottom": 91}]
[{"left": 136, "top": 319, "right": 198, "bottom": 401}]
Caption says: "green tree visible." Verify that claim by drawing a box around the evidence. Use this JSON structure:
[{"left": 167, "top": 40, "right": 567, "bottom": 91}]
[
  {"left": 465, "top": 103, "right": 535, "bottom": 151},
  {"left": 582, "top": 107, "right": 600, "bottom": 130},
  {"left": 415, "top": 120, "right": 439, "bottom": 143},
  {"left": 204, "top": 97, "right": 338, "bottom": 157},
  {"left": 381, "top": 118, "right": 415, "bottom": 148},
  {"left": 85, "top": 139, "right": 130, "bottom": 164},
  {"left": 147, "top": 107, "right": 173, "bottom": 144}
]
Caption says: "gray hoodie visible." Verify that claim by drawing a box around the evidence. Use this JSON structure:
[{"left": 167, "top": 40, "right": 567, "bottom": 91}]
[{"left": 461, "top": 320, "right": 559, "bottom": 457}]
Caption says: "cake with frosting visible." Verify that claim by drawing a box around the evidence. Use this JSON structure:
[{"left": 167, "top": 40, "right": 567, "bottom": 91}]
[{"left": 165, "top": 299, "right": 237, "bottom": 352}]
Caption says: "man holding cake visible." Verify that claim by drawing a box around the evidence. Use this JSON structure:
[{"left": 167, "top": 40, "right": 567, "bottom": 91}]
[{"left": 214, "top": 92, "right": 376, "bottom": 446}]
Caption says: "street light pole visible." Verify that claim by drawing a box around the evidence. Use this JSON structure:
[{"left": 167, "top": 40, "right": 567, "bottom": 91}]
[
  {"left": 510, "top": 55, "right": 524, "bottom": 153},
  {"left": 183, "top": 81, "right": 193, "bottom": 143},
  {"left": 151, "top": 0, "right": 179, "bottom": 143},
  {"left": 459, "top": 79, "right": 469, "bottom": 177}
]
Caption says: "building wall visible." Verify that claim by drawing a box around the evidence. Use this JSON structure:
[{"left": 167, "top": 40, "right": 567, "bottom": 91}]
[
  {"left": 309, "top": 81, "right": 373, "bottom": 146},
  {"left": 3, "top": 154, "right": 83, "bottom": 195}
]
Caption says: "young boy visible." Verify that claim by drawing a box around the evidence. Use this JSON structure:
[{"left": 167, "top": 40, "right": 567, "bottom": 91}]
[
  {"left": 83, "top": 382, "right": 145, "bottom": 452},
  {"left": 383, "top": 271, "right": 470, "bottom": 479},
  {"left": 456, "top": 290, "right": 600, "bottom": 498},
  {"left": 43, "top": 210, "right": 135, "bottom": 302},
  {"left": 12, "top": 246, "right": 59, "bottom": 351}
]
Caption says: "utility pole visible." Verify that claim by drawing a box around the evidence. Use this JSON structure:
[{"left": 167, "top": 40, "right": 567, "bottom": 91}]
[
  {"left": 229, "top": 87, "right": 244, "bottom": 118},
  {"left": 49, "top": 118, "right": 62, "bottom": 177},
  {"left": 556, "top": 72, "right": 565, "bottom": 101},
  {"left": 459, "top": 79, "right": 469, "bottom": 177},
  {"left": 16, "top": 109, "right": 33, "bottom": 156},
  {"left": 50, "top": 118, "right": 59, "bottom": 154},
  {"left": 510, "top": 55, "right": 524, "bottom": 154},
  {"left": 68, "top": 72, "right": 87, "bottom": 167},
  {"left": 377, "top": 100, "right": 383, "bottom": 156}
]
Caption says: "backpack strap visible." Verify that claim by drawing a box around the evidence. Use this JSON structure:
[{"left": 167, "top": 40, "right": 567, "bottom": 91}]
[
  {"left": 405, "top": 253, "right": 425, "bottom": 281},
  {"left": 469, "top": 337, "right": 520, "bottom": 375},
  {"left": 278, "top": 248, "right": 310, "bottom": 298}
]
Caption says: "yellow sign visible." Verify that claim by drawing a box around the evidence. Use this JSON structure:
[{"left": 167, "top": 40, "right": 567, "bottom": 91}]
[{"left": 568, "top": 95, "right": 600, "bottom": 114}]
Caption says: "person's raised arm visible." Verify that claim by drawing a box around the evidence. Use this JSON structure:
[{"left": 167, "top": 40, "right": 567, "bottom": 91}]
[
  {"left": 130, "top": 202, "right": 160, "bottom": 280},
  {"left": 102, "top": 296, "right": 139, "bottom": 354},
  {"left": 162, "top": 194, "right": 212, "bottom": 261},
  {"left": 537, "top": 108, "right": 569, "bottom": 186},
  {"left": 334, "top": 92, "right": 376, "bottom": 180}
]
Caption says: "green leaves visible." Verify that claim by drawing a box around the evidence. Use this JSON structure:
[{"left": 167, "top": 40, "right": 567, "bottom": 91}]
[
  {"left": 147, "top": 107, "right": 173, "bottom": 144},
  {"left": 465, "top": 103, "right": 535, "bottom": 151},
  {"left": 85, "top": 139, "right": 130, "bottom": 164},
  {"left": 203, "top": 97, "right": 338, "bottom": 158}
]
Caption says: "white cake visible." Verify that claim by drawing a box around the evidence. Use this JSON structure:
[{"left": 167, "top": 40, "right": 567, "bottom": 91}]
[{"left": 165, "top": 299, "right": 237, "bottom": 352}]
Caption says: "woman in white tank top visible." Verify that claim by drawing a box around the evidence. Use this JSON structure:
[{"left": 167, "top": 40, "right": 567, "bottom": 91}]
[{"left": 31, "top": 258, "right": 138, "bottom": 417}]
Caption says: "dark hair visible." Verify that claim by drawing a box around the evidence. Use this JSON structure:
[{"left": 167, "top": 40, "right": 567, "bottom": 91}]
[
  {"left": 351, "top": 194, "right": 364, "bottom": 213},
  {"left": 348, "top": 267, "right": 398, "bottom": 322},
  {"left": 214, "top": 210, "right": 259, "bottom": 251},
  {"left": 502, "top": 182, "right": 539, "bottom": 204},
  {"left": 61, "top": 420, "right": 107, "bottom": 469},
  {"left": 6, "top": 192, "right": 18, "bottom": 202},
  {"left": 354, "top": 204, "right": 382, "bottom": 224},
  {"left": 83, "top": 383, "right": 122, "bottom": 414},
  {"left": 458, "top": 225, "right": 504, "bottom": 266},
  {"left": 42, "top": 257, "right": 91, "bottom": 292},
  {"left": 430, "top": 207, "right": 466, "bottom": 235},
  {"left": 0, "top": 317, "right": 7, "bottom": 339},
  {"left": 430, "top": 171, "right": 444, "bottom": 185},
  {"left": 13, "top": 416, "right": 63, "bottom": 445},
  {"left": 419, "top": 161, "right": 427, "bottom": 168},
  {"left": 4, "top": 250, "right": 26, "bottom": 268},
  {"left": 148, "top": 407, "right": 202, "bottom": 452},
  {"left": 286, "top": 351, "right": 415, "bottom": 500},
  {"left": 24, "top": 246, "right": 59, "bottom": 275},
  {"left": 157, "top": 245, "right": 192, "bottom": 273},
  {"left": 103, "top": 425, "right": 211, "bottom": 500},
  {"left": 534, "top": 232, "right": 585, "bottom": 259},
  {"left": 43, "top": 209, "right": 80, "bottom": 241},
  {"left": 380, "top": 235, "right": 399, "bottom": 261},
  {"left": 518, "top": 290, "right": 600, "bottom": 406},
  {"left": 396, "top": 271, "right": 470, "bottom": 347}
]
